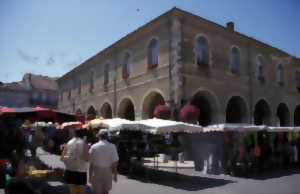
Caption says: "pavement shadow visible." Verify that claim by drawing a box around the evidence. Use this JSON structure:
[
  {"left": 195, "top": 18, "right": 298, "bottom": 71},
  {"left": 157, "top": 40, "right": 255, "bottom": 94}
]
[
  {"left": 5, "top": 178, "right": 94, "bottom": 194},
  {"left": 244, "top": 167, "right": 300, "bottom": 180},
  {"left": 128, "top": 168, "right": 235, "bottom": 191},
  {"left": 42, "top": 184, "right": 93, "bottom": 194}
]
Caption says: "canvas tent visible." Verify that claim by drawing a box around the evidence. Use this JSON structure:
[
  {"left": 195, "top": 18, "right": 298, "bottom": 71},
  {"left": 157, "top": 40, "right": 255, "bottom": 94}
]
[{"left": 87, "top": 117, "right": 203, "bottom": 134}]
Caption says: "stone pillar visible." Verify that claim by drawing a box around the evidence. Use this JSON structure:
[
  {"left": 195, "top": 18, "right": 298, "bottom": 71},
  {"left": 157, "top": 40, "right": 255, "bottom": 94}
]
[{"left": 169, "top": 16, "right": 183, "bottom": 119}]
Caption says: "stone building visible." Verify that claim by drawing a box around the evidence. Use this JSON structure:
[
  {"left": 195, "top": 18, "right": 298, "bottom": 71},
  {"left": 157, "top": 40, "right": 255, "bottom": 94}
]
[
  {"left": 0, "top": 73, "right": 58, "bottom": 108},
  {"left": 0, "top": 81, "right": 30, "bottom": 107},
  {"left": 57, "top": 8, "right": 300, "bottom": 126}
]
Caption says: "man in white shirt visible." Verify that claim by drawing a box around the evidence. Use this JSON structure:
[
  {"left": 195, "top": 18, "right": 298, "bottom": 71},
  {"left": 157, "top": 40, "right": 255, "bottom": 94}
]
[{"left": 89, "top": 129, "right": 119, "bottom": 194}]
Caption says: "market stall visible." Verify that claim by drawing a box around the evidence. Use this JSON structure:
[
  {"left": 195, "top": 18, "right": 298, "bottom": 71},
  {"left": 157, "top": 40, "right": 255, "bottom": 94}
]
[
  {"left": 87, "top": 118, "right": 203, "bottom": 174},
  {"left": 197, "top": 124, "right": 300, "bottom": 176},
  {"left": 0, "top": 106, "right": 78, "bottom": 123}
]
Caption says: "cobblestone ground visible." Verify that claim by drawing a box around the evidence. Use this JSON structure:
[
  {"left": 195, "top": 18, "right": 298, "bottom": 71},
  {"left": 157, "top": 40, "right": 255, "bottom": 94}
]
[
  {"left": 1, "top": 168, "right": 299, "bottom": 194},
  {"left": 2, "top": 148, "right": 299, "bottom": 194}
]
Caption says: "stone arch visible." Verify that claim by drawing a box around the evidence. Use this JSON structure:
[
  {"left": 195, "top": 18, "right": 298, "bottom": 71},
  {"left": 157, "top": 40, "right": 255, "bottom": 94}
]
[
  {"left": 190, "top": 89, "right": 220, "bottom": 126},
  {"left": 142, "top": 91, "right": 165, "bottom": 119},
  {"left": 87, "top": 105, "right": 97, "bottom": 120},
  {"left": 226, "top": 96, "right": 249, "bottom": 123},
  {"left": 100, "top": 102, "right": 113, "bottom": 119},
  {"left": 276, "top": 103, "right": 290, "bottom": 126},
  {"left": 254, "top": 99, "right": 271, "bottom": 125},
  {"left": 118, "top": 98, "right": 135, "bottom": 121},
  {"left": 294, "top": 105, "right": 300, "bottom": 126}
]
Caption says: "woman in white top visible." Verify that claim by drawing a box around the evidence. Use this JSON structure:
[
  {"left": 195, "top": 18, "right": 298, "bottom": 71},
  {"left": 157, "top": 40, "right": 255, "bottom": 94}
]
[{"left": 61, "top": 128, "right": 89, "bottom": 194}]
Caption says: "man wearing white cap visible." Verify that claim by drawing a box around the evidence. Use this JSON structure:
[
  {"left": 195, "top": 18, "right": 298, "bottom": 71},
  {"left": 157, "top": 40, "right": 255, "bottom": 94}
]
[{"left": 89, "top": 129, "right": 119, "bottom": 194}]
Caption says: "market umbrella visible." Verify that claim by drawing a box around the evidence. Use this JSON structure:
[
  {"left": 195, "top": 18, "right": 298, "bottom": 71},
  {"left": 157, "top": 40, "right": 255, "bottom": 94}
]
[
  {"left": 60, "top": 121, "right": 82, "bottom": 130},
  {"left": 136, "top": 118, "right": 203, "bottom": 134},
  {"left": 0, "top": 107, "right": 16, "bottom": 117},
  {"left": 203, "top": 123, "right": 267, "bottom": 132},
  {"left": 87, "top": 118, "right": 106, "bottom": 129},
  {"left": 34, "top": 106, "right": 56, "bottom": 117},
  {"left": 102, "top": 118, "right": 148, "bottom": 131}
]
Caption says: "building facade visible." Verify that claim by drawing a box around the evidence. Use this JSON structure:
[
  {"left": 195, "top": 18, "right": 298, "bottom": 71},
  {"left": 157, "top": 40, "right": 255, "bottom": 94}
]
[
  {"left": 57, "top": 8, "right": 300, "bottom": 126},
  {"left": 0, "top": 82, "right": 30, "bottom": 107},
  {"left": 0, "top": 73, "right": 58, "bottom": 108}
]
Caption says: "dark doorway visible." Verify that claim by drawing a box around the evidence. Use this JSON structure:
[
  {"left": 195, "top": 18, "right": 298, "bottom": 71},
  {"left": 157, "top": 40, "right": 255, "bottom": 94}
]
[
  {"left": 118, "top": 99, "right": 135, "bottom": 121},
  {"left": 226, "top": 96, "right": 248, "bottom": 123},
  {"left": 100, "top": 103, "right": 112, "bottom": 119},
  {"left": 254, "top": 100, "right": 271, "bottom": 125}
]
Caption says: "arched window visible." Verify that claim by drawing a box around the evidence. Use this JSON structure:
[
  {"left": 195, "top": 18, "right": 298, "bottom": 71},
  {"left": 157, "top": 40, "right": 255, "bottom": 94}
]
[
  {"left": 296, "top": 70, "right": 300, "bottom": 92},
  {"left": 147, "top": 38, "right": 159, "bottom": 69},
  {"left": 89, "top": 71, "right": 94, "bottom": 93},
  {"left": 104, "top": 63, "right": 109, "bottom": 86},
  {"left": 277, "top": 64, "right": 284, "bottom": 86},
  {"left": 122, "top": 52, "right": 130, "bottom": 80},
  {"left": 256, "top": 55, "right": 265, "bottom": 83},
  {"left": 230, "top": 46, "right": 240, "bottom": 74},
  {"left": 195, "top": 36, "right": 209, "bottom": 66}
]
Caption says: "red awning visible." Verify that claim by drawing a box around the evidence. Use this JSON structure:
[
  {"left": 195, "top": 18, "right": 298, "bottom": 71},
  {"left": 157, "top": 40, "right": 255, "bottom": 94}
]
[
  {"left": 0, "top": 107, "right": 16, "bottom": 117},
  {"left": 33, "top": 106, "right": 56, "bottom": 118}
]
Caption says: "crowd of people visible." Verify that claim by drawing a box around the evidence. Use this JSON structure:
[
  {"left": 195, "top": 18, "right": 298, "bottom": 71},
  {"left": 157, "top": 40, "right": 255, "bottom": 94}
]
[
  {"left": 2, "top": 117, "right": 300, "bottom": 193},
  {"left": 0, "top": 118, "right": 119, "bottom": 194},
  {"left": 225, "top": 131, "right": 300, "bottom": 176}
]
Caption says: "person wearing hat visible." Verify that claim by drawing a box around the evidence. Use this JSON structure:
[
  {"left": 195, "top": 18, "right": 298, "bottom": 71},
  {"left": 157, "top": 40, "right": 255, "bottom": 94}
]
[
  {"left": 89, "top": 129, "right": 119, "bottom": 194},
  {"left": 60, "top": 128, "right": 89, "bottom": 194}
]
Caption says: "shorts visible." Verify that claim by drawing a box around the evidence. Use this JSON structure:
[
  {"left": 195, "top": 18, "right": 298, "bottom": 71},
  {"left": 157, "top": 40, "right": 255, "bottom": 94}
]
[
  {"left": 91, "top": 166, "right": 112, "bottom": 193},
  {"left": 64, "top": 170, "right": 87, "bottom": 185}
]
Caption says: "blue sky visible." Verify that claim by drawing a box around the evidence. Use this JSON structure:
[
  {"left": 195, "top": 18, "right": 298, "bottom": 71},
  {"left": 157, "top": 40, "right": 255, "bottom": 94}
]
[{"left": 0, "top": 0, "right": 299, "bottom": 82}]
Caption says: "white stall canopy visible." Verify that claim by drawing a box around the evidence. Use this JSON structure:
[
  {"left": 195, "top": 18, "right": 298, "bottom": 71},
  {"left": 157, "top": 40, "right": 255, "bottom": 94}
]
[
  {"left": 88, "top": 118, "right": 144, "bottom": 130},
  {"left": 135, "top": 118, "right": 203, "bottom": 134},
  {"left": 88, "top": 118, "right": 203, "bottom": 134},
  {"left": 203, "top": 124, "right": 267, "bottom": 133}
]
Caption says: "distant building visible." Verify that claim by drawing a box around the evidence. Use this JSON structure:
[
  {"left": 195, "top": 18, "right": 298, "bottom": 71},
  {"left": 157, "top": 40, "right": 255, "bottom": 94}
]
[
  {"left": 0, "top": 73, "right": 58, "bottom": 108},
  {"left": 58, "top": 8, "right": 300, "bottom": 126},
  {"left": 0, "top": 81, "right": 30, "bottom": 108}
]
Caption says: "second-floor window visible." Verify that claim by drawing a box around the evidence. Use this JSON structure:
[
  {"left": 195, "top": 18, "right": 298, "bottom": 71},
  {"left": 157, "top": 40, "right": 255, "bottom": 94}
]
[
  {"left": 256, "top": 55, "right": 265, "bottom": 83},
  {"left": 147, "top": 38, "right": 159, "bottom": 69},
  {"left": 195, "top": 36, "right": 209, "bottom": 66},
  {"left": 122, "top": 52, "right": 130, "bottom": 80},
  {"left": 230, "top": 46, "right": 240, "bottom": 74},
  {"left": 104, "top": 63, "right": 109, "bottom": 86},
  {"left": 277, "top": 64, "right": 284, "bottom": 86},
  {"left": 296, "top": 70, "right": 300, "bottom": 92}
]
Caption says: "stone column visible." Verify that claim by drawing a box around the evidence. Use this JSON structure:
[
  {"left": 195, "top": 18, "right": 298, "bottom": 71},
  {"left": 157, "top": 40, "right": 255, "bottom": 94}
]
[{"left": 169, "top": 16, "right": 183, "bottom": 119}]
